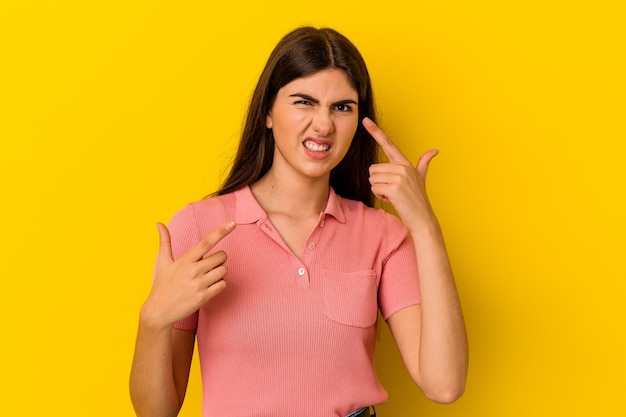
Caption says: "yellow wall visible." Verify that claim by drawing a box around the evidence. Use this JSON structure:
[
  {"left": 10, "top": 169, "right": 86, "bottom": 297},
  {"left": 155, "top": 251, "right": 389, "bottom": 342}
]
[{"left": 1, "top": 1, "right": 624, "bottom": 415}]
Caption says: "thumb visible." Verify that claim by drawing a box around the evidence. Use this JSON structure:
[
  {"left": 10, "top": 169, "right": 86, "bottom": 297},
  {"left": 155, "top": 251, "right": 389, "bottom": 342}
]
[
  {"left": 156, "top": 223, "right": 174, "bottom": 266},
  {"left": 416, "top": 149, "right": 439, "bottom": 180}
]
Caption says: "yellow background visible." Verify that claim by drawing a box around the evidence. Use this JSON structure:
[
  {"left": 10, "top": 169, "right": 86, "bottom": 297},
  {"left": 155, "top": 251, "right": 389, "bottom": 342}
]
[{"left": 1, "top": 0, "right": 624, "bottom": 415}]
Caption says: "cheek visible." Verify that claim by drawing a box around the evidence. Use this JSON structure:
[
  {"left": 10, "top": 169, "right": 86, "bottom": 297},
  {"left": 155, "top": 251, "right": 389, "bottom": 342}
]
[
  {"left": 275, "top": 113, "right": 310, "bottom": 133},
  {"left": 338, "top": 118, "right": 359, "bottom": 141}
]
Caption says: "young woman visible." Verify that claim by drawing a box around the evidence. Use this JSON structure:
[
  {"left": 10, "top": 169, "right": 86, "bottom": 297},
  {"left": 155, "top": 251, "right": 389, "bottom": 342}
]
[{"left": 130, "top": 26, "right": 468, "bottom": 417}]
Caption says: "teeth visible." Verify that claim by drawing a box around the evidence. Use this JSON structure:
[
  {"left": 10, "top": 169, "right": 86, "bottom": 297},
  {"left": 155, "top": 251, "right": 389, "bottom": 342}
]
[{"left": 304, "top": 141, "right": 330, "bottom": 152}]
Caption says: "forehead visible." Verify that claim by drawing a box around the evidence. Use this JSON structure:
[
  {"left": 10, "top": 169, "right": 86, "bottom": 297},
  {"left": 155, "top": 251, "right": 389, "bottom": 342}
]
[{"left": 279, "top": 69, "right": 358, "bottom": 99}]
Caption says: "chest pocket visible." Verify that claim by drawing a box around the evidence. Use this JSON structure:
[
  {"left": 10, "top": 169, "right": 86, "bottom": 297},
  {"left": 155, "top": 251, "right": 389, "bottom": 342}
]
[{"left": 320, "top": 268, "right": 378, "bottom": 328}]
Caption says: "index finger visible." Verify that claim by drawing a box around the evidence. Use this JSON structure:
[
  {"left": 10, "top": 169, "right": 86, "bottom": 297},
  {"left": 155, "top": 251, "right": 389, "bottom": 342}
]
[
  {"left": 362, "top": 117, "right": 410, "bottom": 165},
  {"left": 184, "top": 221, "right": 236, "bottom": 262}
]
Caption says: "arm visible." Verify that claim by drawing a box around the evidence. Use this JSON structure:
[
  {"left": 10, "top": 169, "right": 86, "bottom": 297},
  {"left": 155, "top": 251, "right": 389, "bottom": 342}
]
[
  {"left": 130, "top": 324, "right": 195, "bottom": 417},
  {"left": 364, "top": 118, "right": 468, "bottom": 403},
  {"left": 129, "top": 221, "right": 236, "bottom": 416},
  {"left": 386, "top": 226, "right": 467, "bottom": 403}
]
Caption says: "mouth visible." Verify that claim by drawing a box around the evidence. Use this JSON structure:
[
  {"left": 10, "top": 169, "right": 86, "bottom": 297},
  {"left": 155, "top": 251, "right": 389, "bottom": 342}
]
[{"left": 303, "top": 139, "right": 331, "bottom": 153}]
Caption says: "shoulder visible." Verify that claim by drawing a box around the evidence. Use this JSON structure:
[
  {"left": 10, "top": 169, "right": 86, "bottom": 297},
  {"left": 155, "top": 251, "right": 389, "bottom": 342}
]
[
  {"left": 165, "top": 191, "right": 240, "bottom": 258},
  {"left": 336, "top": 197, "right": 409, "bottom": 256},
  {"left": 339, "top": 197, "right": 406, "bottom": 233},
  {"left": 185, "top": 192, "right": 237, "bottom": 220},
  {"left": 168, "top": 192, "right": 238, "bottom": 237}
]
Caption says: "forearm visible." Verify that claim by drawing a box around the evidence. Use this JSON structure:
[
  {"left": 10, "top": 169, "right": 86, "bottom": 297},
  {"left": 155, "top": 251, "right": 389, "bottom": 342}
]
[
  {"left": 129, "top": 308, "right": 183, "bottom": 417},
  {"left": 412, "top": 221, "right": 468, "bottom": 400}
]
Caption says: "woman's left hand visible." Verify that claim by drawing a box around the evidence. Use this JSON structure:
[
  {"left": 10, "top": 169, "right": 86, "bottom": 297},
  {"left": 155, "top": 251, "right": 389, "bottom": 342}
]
[{"left": 363, "top": 117, "right": 439, "bottom": 232}]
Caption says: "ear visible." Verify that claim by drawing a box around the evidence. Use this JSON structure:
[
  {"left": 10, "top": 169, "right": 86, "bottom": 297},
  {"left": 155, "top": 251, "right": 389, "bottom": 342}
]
[{"left": 265, "top": 113, "right": 273, "bottom": 129}]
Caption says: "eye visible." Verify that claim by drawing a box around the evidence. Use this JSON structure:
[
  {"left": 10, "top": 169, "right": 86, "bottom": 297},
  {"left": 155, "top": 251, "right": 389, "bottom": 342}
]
[
  {"left": 294, "top": 99, "right": 312, "bottom": 106},
  {"left": 334, "top": 103, "right": 353, "bottom": 112}
]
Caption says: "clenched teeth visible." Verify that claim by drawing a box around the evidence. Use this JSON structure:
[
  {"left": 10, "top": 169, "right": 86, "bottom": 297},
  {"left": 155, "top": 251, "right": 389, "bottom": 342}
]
[{"left": 304, "top": 141, "right": 330, "bottom": 152}]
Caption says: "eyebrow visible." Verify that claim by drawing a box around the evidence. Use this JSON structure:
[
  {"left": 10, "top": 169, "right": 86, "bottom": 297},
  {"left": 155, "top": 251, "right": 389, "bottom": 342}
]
[{"left": 288, "top": 93, "right": 358, "bottom": 106}]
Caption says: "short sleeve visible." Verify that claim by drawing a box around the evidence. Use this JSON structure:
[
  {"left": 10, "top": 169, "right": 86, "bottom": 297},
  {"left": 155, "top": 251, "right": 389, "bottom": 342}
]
[{"left": 378, "top": 214, "right": 421, "bottom": 320}]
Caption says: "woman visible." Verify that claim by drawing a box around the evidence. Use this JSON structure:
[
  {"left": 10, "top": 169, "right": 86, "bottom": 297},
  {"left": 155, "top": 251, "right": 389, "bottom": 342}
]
[{"left": 130, "top": 26, "right": 468, "bottom": 417}]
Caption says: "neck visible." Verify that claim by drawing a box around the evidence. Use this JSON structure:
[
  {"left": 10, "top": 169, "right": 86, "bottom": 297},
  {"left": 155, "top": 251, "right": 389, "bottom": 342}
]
[{"left": 251, "top": 170, "right": 330, "bottom": 218}]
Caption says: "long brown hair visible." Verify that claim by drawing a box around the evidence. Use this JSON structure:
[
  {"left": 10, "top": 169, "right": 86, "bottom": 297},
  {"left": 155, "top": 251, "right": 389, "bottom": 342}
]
[{"left": 213, "top": 27, "right": 378, "bottom": 207}]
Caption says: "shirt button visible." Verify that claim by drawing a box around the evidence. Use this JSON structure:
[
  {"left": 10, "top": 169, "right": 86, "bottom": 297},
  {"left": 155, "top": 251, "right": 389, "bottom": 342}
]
[
  {"left": 319, "top": 220, "right": 325, "bottom": 228},
  {"left": 309, "top": 242, "right": 315, "bottom": 250},
  {"left": 298, "top": 267, "right": 306, "bottom": 276}
]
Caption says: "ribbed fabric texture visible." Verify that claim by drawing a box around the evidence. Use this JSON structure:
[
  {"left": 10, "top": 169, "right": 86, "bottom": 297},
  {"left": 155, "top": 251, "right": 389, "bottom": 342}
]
[{"left": 168, "top": 186, "right": 420, "bottom": 417}]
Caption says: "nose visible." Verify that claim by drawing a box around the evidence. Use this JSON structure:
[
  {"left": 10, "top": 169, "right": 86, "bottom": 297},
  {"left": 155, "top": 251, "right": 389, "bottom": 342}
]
[{"left": 312, "top": 109, "right": 335, "bottom": 136}]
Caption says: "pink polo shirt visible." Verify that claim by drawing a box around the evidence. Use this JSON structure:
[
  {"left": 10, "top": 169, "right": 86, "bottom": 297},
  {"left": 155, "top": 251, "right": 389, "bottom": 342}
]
[{"left": 168, "top": 186, "right": 420, "bottom": 417}]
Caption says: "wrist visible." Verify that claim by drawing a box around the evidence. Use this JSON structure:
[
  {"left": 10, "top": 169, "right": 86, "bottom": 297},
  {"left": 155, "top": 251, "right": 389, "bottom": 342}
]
[
  {"left": 406, "top": 212, "right": 441, "bottom": 235},
  {"left": 139, "top": 302, "right": 174, "bottom": 333}
]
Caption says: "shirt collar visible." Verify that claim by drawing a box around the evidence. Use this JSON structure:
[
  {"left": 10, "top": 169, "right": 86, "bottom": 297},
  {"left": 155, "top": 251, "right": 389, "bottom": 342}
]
[
  {"left": 234, "top": 185, "right": 346, "bottom": 225},
  {"left": 324, "top": 187, "right": 346, "bottom": 223},
  {"left": 234, "top": 186, "right": 267, "bottom": 225}
]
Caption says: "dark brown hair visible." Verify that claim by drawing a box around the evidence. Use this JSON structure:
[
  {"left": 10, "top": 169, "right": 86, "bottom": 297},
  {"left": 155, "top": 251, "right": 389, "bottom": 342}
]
[{"left": 213, "top": 26, "right": 378, "bottom": 206}]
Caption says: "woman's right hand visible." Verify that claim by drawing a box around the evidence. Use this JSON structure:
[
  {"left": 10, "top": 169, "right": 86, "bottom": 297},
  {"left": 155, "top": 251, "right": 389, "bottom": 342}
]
[{"left": 141, "top": 221, "right": 236, "bottom": 330}]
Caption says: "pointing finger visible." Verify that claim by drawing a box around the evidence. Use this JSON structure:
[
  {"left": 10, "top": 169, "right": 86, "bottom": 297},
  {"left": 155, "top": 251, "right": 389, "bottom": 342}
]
[
  {"left": 156, "top": 223, "right": 174, "bottom": 267},
  {"left": 185, "top": 221, "right": 237, "bottom": 262},
  {"left": 416, "top": 149, "right": 439, "bottom": 180},
  {"left": 362, "top": 117, "right": 410, "bottom": 165}
]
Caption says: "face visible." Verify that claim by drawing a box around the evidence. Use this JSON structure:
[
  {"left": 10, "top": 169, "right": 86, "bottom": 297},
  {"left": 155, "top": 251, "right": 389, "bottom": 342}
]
[{"left": 265, "top": 68, "right": 359, "bottom": 183}]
